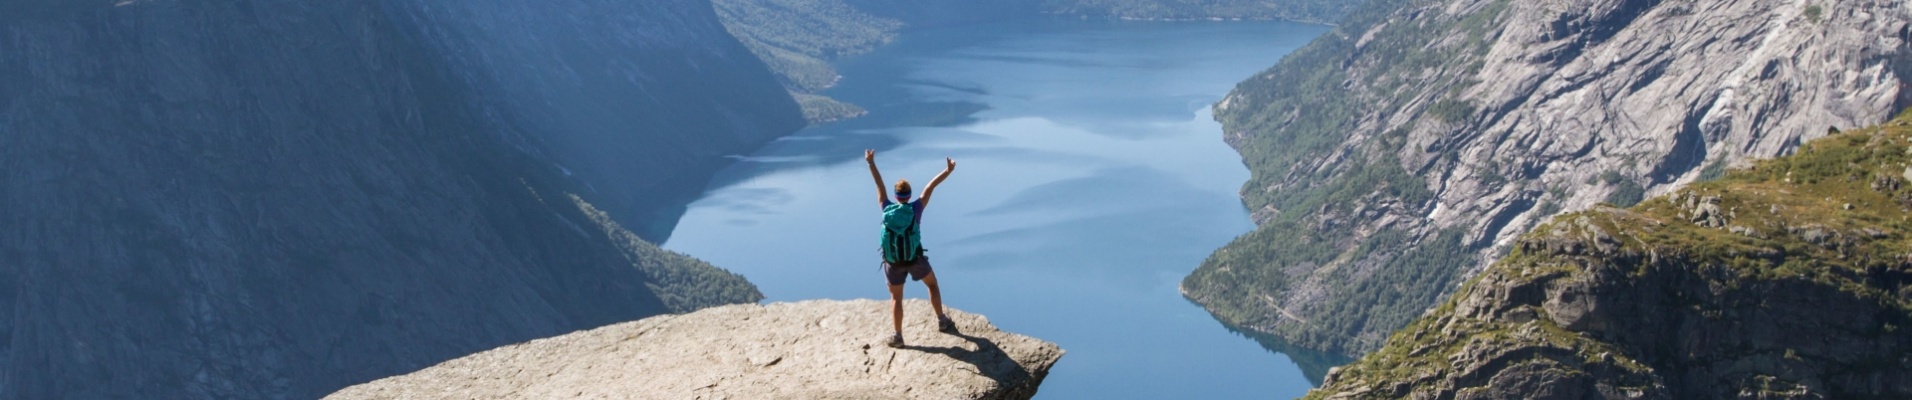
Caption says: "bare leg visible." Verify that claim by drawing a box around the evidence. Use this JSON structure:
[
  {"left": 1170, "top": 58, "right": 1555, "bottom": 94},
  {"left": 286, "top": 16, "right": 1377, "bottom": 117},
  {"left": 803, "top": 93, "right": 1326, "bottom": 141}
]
[
  {"left": 889, "top": 284, "right": 905, "bottom": 334},
  {"left": 922, "top": 272, "right": 947, "bottom": 318}
]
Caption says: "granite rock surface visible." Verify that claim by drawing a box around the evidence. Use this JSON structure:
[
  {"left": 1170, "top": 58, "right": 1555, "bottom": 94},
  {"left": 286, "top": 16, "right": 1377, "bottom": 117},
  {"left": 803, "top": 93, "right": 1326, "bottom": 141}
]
[
  {"left": 1188, "top": 0, "right": 1912, "bottom": 358},
  {"left": 328, "top": 300, "right": 1065, "bottom": 400}
]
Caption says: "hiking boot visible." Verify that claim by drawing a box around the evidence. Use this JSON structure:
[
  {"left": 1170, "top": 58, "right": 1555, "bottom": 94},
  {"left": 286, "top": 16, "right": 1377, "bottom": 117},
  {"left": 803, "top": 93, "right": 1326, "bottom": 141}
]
[
  {"left": 937, "top": 315, "right": 957, "bottom": 333},
  {"left": 885, "top": 332, "right": 904, "bottom": 348}
]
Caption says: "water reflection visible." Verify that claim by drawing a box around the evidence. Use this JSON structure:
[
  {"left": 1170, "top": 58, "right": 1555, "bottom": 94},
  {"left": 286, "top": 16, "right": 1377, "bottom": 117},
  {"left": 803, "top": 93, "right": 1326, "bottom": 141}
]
[{"left": 1210, "top": 314, "right": 1357, "bottom": 386}]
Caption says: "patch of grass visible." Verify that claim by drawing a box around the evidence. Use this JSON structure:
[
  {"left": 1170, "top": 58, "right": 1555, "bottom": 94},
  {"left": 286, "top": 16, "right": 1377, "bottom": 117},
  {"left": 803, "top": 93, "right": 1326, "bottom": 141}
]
[
  {"left": 1480, "top": 160, "right": 1507, "bottom": 186},
  {"left": 1534, "top": 200, "right": 1563, "bottom": 219},
  {"left": 1698, "top": 158, "right": 1731, "bottom": 181},
  {"left": 1600, "top": 170, "right": 1625, "bottom": 185},
  {"left": 1427, "top": 99, "right": 1476, "bottom": 124},
  {"left": 1605, "top": 179, "right": 1645, "bottom": 207}
]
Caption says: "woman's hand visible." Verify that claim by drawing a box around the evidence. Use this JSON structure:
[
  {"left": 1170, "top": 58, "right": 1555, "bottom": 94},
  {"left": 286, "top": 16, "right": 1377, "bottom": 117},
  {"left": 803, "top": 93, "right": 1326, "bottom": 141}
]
[
  {"left": 945, "top": 157, "right": 955, "bottom": 170},
  {"left": 865, "top": 149, "right": 876, "bottom": 164}
]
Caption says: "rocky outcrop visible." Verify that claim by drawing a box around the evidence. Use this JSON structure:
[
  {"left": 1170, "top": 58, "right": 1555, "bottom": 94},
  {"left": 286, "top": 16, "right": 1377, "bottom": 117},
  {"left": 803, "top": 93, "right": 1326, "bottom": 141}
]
[
  {"left": 1303, "top": 117, "right": 1912, "bottom": 399},
  {"left": 0, "top": 0, "right": 791, "bottom": 398},
  {"left": 327, "top": 300, "right": 1065, "bottom": 400},
  {"left": 1186, "top": 0, "right": 1912, "bottom": 358}
]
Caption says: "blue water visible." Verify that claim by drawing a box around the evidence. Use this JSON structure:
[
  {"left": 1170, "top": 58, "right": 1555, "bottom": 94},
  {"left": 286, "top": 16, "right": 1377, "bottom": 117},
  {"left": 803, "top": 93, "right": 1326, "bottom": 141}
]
[{"left": 666, "top": 18, "right": 1331, "bottom": 399}]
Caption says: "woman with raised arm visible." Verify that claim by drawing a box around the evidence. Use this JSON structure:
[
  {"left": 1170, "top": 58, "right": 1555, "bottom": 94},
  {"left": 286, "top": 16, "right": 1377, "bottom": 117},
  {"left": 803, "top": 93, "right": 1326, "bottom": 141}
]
[{"left": 864, "top": 149, "right": 956, "bottom": 348}]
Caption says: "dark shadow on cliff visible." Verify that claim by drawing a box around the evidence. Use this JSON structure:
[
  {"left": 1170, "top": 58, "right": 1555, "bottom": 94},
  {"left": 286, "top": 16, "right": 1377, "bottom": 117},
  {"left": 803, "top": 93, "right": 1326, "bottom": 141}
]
[{"left": 904, "top": 332, "right": 1032, "bottom": 389}]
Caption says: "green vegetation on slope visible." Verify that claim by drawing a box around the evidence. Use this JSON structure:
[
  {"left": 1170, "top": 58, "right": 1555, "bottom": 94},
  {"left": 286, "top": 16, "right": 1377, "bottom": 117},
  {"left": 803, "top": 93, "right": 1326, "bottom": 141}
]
[
  {"left": 792, "top": 92, "right": 868, "bottom": 124},
  {"left": 713, "top": 0, "right": 902, "bottom": 93},
  {"left": 1183, "top": 0, "right": 1513, "bottom": 357},
  {"left": 712, "top": 0, "right": 899, "bottom": 124},
  {"left": 1305, "top": 113, "right": 1912, "bottom": 399},
  {"left": 571, "top": 195, "right": 764, "bottom": 312}
]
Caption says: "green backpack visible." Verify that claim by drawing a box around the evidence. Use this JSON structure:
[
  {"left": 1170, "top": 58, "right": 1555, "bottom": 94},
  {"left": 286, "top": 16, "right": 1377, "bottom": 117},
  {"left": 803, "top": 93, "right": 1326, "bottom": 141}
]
[{"left": 881, "top": 202, "right": 924, "bottom": 264}]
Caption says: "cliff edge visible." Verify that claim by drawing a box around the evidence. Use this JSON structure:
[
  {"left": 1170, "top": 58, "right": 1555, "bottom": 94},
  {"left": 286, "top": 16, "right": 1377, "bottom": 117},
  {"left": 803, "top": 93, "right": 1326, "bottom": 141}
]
[{"left": 327, "top": 300, "right": 1065, "bottom": 400}]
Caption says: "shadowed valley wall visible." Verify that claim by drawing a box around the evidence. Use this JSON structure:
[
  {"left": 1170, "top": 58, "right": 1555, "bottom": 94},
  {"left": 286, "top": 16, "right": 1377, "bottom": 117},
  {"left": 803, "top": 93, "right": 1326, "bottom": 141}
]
[{"left": 0, "top": 0, "right": 794, "bottom": 398}]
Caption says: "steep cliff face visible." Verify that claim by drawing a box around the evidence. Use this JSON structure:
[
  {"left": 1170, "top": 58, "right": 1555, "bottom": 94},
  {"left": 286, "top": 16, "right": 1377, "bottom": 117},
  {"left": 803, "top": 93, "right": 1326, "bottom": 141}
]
[
  {"left": 1305, "top": 116, "right": 1912, "bottom": 399},
  {"left": 327, "top": 300, "right": 1065, "bottom": 400},
  {"left": 0, "top": 0, "right": 788, "bottom": 398},
  {"left": 1185, "top": 0, "right": 1912, "bottom": 357}
]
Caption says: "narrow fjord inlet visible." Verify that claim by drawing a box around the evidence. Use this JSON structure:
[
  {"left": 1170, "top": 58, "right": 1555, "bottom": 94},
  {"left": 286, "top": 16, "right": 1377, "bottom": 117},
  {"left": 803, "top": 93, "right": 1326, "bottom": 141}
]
[{"left": 665, "top": 18, "right": 1330, "bottom": 398}]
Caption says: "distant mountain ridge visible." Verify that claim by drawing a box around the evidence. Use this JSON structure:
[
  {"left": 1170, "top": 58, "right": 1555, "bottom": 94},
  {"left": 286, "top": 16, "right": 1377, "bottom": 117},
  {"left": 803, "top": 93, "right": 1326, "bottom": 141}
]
[
  {"left": 0, "top": 0, "right": 795, "bottom": 398},
  {"left": 713, "top": 0, "right": 1363, "bottom": 124},
  {"left": 1184, "top": 0, "right": 1912, "bottom": 358}
]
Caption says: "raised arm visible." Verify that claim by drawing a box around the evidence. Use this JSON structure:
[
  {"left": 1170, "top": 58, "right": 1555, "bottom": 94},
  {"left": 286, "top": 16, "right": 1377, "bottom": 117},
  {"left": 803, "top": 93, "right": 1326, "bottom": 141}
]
[
  {"left": 918, "top": 158, "right": 955, "bottom": 207},
  {"left": 865, "top": 149, "right": 887, "bottom": 206}
]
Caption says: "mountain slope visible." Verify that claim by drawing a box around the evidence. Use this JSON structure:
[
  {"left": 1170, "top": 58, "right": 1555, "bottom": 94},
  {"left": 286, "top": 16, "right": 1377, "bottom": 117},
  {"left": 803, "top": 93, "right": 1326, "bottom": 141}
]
[
  {"left": 388, "top": 0, "right": 806, "bottom": 241},
  {"left": 1185, "top": 0, "right": 1912, "bottom": 357},
  {"left": 1306, "top": 113, "right": 1912, "bottom": 399},
  {"left": 0, "top": 0, "right": 790, "bottom": 398}
]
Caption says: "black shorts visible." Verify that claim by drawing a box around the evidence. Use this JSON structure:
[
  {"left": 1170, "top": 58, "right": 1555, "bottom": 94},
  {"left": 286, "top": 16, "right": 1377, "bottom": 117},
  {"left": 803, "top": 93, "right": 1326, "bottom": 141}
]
[{"left": 882, "top": 257, "right": 934, "bottom": 286}]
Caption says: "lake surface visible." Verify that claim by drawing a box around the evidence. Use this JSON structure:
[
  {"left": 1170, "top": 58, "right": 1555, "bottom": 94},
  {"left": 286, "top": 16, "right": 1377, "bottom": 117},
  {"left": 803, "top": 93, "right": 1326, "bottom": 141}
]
[{"left": 666, "top": 18, "right": 1331, "bottom": 399}]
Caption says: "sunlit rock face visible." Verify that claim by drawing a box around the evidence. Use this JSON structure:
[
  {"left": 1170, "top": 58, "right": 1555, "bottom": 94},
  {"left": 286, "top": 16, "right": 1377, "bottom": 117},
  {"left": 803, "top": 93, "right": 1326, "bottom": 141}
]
[{"left": 1187, "top": 0, "right": 1912, "bottom": 359}]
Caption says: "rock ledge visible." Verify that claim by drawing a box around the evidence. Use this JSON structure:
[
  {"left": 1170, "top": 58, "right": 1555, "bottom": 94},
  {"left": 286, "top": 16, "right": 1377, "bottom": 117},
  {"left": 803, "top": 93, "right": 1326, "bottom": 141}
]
[{"left": 326, "top": 300, "right": 1064, "bottom": 400}]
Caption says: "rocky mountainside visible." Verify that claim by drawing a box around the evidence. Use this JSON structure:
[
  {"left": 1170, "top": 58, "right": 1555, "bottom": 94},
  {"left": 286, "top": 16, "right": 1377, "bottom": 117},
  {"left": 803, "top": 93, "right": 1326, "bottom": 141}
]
[
  {"left": 326, "top": 300, "right": 1065, "bottom": 400},
  {"left": 0, "top": 0, "right": 794, "bottom": 398},
  {"left": 1185, "top": 0, "right": 1912, "bottom": 358},
  {"left": 1305, "top": 114, "right": 1912, "bottom": 399}
]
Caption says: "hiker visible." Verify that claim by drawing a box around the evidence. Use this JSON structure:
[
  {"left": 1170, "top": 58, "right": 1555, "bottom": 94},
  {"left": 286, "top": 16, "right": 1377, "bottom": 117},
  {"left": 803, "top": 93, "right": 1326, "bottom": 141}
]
[{"left": 864, "top": 149, "right": 957, "bottom": 348}]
